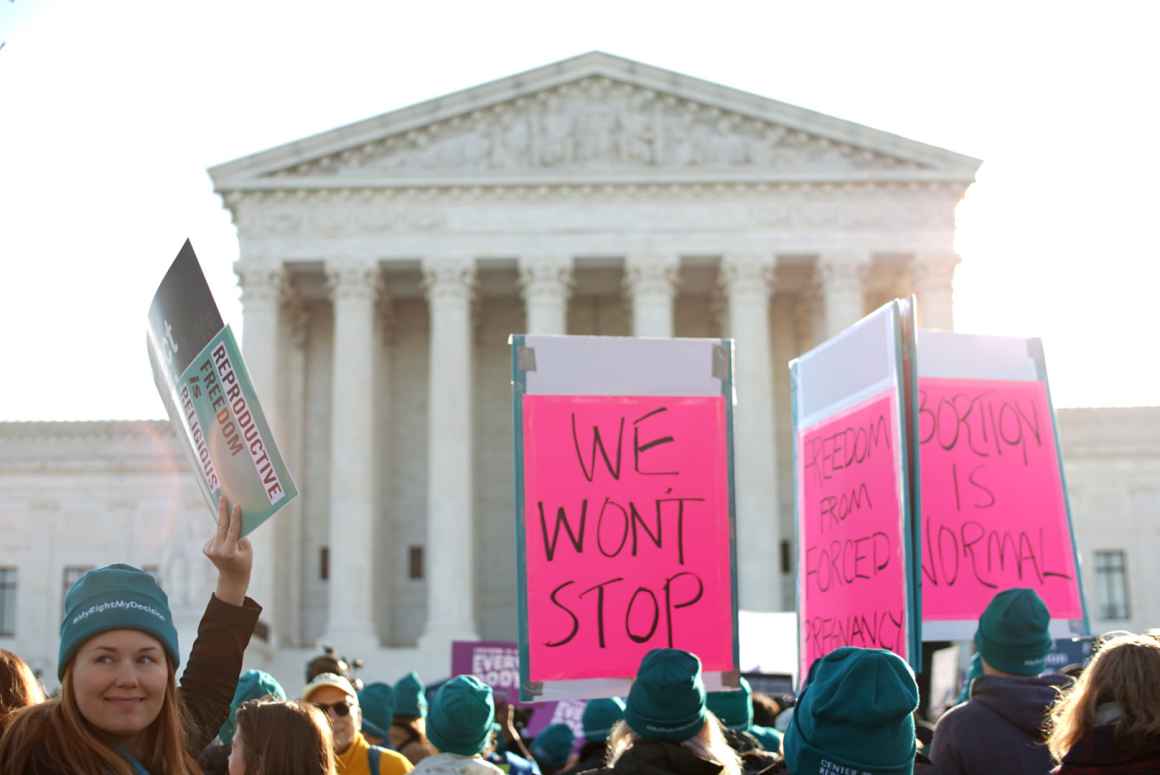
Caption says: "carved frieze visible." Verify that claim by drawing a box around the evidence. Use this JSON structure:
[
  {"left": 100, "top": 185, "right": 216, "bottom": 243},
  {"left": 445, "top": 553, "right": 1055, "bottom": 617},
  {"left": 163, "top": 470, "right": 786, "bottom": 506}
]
[{"left": 270, "top": 77, "right": 925, "bottom": 179}]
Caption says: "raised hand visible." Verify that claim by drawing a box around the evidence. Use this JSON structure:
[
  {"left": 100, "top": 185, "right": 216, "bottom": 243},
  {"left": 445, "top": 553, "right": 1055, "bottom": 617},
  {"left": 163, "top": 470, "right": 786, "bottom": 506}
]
[{"left": 203, "top": 495, "right": 253, "bottom": 606}]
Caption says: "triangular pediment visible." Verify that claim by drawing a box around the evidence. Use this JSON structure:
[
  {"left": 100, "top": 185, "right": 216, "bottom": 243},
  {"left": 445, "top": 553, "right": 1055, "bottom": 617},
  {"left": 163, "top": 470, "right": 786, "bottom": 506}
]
[{"left": 211, "top": 52, "right": 979, "bottom": 188}]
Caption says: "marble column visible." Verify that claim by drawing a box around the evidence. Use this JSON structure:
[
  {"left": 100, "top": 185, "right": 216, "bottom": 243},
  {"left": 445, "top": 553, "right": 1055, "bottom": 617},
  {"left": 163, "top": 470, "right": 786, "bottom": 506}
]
[
  {"left": 323, "top": 260, "right": 382, "bottom": 651},
  {"left": 419, "top": 256, "right": 480, "bottom": 650},
  {"left": 279, "top": 292, "right": 310, "bottom": 646},
  {"left": 720, "top": 254, "right": 782, "bottom": 610},
  {"left": 519, "top": 256, "right": 572, "bottom": 335},
  {"left": 625, "top": 254, "right": 679, "bottom": 337},
  {"left": 819, "top": 255, "right": 868, "bottom": 339},
  {"left": 793, "top": 281, "right": 822, "bottom": 354},
  {"left": 235, "top": 263, "right": 284, "bottom": 644},
  {"left": 912, "top": 255, "right": 960, "bottom": 330}
]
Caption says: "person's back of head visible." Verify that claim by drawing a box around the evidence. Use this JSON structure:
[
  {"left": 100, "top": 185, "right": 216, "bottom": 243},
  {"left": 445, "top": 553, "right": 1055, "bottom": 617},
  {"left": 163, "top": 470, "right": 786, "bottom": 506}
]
[
  {"left": 233, "top": 698, "right": 338, "bottom": 775},
  {"left": 427, "top": 674, "right": 496, "bottom": 758},
  {"left": 1048, "top": 633, "right": 1160, "bottom": 762},
  {"left": 532, "top": 722, "right": 575, "bottom": 774},
  {"left": 613, "top": 648, "right": 741, "bottom": 775},
  {"left": 358, "top": 682, "right": 397, "bottom": 745},
  {"left": 784, "top": 647, "right": 919, "bottom": 775},
  {"left": 975, "top": 588, "right": 1053, "bottom": 677},
  {"left": 219, "top": 669, "right": 287, "bottom": 746},
  {"left": 0, "top": 649, "right": 45, "bottom": 734}
]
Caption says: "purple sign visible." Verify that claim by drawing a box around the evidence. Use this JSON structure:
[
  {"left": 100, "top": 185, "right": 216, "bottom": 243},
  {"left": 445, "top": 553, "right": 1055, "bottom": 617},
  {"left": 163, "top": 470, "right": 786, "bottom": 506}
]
[{"left": 451, "top": 641, "right": 586, "bottom": 741}]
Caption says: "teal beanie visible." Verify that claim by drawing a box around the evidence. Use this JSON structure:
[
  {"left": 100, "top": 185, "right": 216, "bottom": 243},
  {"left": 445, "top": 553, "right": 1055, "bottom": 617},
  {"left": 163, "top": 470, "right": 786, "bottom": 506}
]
[
  {"left": 58, "top": 564, "right": 179, "bottom": 679},
  {"left": 625, "top": 649, "right": 707, "bottom": 743},
  {"left": 219, "top": 670, "right": 286, "bottom": 745},
  {"left": 395, "top": 671, "right": 429, "bottom": 718},
  {"left": 359, "top": 682, "right": 397, "bottom": 740},
  {"left": 974, "top": 588, "right": 1052, "bottom": 676},
  {"left": 428, "top": 675, "right": 496, "bottom": 756},
  {"left": 785, "top": 648, "right": 918, "bottom": 775},
  {"left": 707, "top": 676, "right": 753, "bottom": 731},
  {"left": 533, "top": 723, "right": 575, "bottom": 769},
  {"left": 751, "top": 724, "right": 782, "bottom": 754},
  {"left": 582, "top": 697, "right": 626, "bottom": 743}
]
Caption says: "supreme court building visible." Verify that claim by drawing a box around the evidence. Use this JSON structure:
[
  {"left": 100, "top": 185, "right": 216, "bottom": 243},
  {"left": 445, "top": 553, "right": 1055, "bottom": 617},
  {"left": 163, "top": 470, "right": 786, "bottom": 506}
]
[{"left": 2, "top": 53, "right": 1158, "bottom": 683}]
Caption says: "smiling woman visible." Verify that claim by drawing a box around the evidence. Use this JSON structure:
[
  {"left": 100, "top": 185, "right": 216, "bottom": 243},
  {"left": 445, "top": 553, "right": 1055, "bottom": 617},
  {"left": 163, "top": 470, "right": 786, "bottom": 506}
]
[{"left": 0, "top": 497, "right": 262, "bottom": 775}]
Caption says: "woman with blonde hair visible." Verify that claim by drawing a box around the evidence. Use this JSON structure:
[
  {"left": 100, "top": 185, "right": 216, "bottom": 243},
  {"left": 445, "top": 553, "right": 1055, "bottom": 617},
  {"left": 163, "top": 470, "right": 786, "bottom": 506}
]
[
  {"left": 0, "top": 649, "right": 46, "bottom": 734},
  {"left": 591, "top": 649, "right": 743, "bottom": 775},
  {"left": 0, "top": 497, "right": 261, "bottom": 775},
  {"left": 1047, "top": 633, "right": 1160, "bottom": 773},
  {"left": 228, "top": 699, "right": 338, "bottom": 775}
]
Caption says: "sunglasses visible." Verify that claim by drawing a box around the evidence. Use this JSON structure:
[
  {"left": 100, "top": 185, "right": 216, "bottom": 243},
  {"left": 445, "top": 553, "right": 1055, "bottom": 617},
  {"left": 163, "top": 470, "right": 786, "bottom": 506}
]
[{"left": 313, "top": 700, "right": 353, "bottom": 718}]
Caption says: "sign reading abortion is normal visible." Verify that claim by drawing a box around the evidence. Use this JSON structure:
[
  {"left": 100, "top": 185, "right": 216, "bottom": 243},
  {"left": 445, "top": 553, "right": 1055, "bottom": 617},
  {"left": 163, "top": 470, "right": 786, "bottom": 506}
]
[
  {"left": 917, "top": 331, "right": 1087, "bottom": 640},
  {"left": 512, "top": 335, "right": 739, "bottom": 701},
  {"left": 147, "top": 240, "right": 297, "bottom": 536}
]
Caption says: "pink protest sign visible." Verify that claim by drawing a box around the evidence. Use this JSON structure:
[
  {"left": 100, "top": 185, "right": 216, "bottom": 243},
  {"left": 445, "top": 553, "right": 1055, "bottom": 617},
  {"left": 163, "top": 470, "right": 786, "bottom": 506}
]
[
  {"left": 798, "top": 391, "right": 909, "bottom": 679},
  {"left": 919, "top": 377, "right": 1083, "bottom": 621},
  {"left": 521, "top": 394, "right": 735, "bottom": 682}
]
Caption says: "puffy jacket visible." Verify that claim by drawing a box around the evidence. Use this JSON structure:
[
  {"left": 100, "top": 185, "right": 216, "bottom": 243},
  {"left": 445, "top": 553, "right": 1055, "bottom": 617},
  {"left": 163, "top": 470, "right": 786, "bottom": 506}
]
[
  {"left": 931, "top": 673, "right": 1071, "bottom": 775},
  {"left": 1053, "top": 725, "right": 1160, "bottom": 775}
]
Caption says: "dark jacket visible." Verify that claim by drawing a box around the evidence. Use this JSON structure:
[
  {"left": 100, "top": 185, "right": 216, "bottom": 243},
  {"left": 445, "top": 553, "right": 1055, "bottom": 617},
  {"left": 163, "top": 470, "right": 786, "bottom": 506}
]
[
  {"left": 931, "top": 673, "right": 1070, "bottom": 775},
  {"left": 566, "top": 741, "right": 609, "bottom": 775},
  {"left": 578, "top": 740, "right": 723, "bottom": 775},
  {"left": 14, "top": 595, "right": 260, "bottom": 775},
  {"left": 722, "top": 728, "right": 781, "bottom": 775},
  {"left": 1053, "top": 726, "right": 1160, "bottom": 775}
]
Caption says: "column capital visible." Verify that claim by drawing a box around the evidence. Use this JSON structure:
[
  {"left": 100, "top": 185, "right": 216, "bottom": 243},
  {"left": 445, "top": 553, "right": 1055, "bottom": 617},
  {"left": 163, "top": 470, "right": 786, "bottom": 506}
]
[
  {"left": 519, "top": 256, "right": 573, "bottom": 303},
  {"left": 719, "top": 254, "right": 775, "bottom": 300},
  {"left": 325, "top": 260, "right": 383, "bottom": 302},
  {"left": 911, "top": 254, "right": 961, "bottom": 289},
  {"left": 422, "top": 256, "right": 476, "bottom": 301},
  {"left": 624, "top": 254, "right": 680, "bottom": 298},
  {"left": 817, "top": 254, "right": 869, "bottom": 296},
  {"left": 235, "top": 263, "right": 286, "bottom": 305}
]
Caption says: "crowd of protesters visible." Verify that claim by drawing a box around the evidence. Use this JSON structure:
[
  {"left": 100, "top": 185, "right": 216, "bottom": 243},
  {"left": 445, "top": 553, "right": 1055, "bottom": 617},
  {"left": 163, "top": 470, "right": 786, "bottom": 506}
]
[{"left": 1, "top": 497, "right": 1158, "bottom": 774}]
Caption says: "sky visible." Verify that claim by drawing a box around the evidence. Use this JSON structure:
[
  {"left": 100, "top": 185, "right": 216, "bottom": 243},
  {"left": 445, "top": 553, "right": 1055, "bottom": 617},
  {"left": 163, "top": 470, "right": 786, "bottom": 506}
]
[{"left": 1, "top": 1, "right": 1157, "bottom": 420}]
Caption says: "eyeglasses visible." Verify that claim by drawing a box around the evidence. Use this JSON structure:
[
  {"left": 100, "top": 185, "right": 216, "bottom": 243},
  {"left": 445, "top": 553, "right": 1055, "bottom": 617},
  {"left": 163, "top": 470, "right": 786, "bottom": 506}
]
[{"left": 313, "top": 700, "right": 353, "bottom": 718}]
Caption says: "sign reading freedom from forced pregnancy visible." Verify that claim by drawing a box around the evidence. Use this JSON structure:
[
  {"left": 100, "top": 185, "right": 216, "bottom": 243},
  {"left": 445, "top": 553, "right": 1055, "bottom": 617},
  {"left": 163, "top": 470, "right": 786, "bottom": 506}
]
[
  {"left": 798, "top": 391, "right": 909, "bottom": 679},
  {"left": 919, "top": 377, "right": 1083, "bottom": 622},
  {"left": 147, "top": 240, "right": 297, "bottom": 536},
  {"left": 520, "top": 395, "right": 735, "bottom": 684}
]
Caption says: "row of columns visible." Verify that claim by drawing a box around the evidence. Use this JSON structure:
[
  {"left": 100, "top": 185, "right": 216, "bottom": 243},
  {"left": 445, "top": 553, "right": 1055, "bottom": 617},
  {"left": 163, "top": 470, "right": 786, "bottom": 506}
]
[{"left": 238, "top": 252, "right": 959, "bottom": 649}]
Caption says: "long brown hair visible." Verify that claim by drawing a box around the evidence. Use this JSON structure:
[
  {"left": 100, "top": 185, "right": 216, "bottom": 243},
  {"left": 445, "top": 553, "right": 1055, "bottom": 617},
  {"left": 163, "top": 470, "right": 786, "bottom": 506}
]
[
  {"left": 235, "top": 699, "right": 337, "bottom": 775},
  {"left": 1047, "top": 634, "right": 1160, "bottom": 761},
  {"left": 607, "top": 716, "right": 741, "bottom": 775},
  {"left": 0, "top": 662, "right": 200, "bottom": 774},
  {"left": 0, "top": 649, "right": 45, "bottom": 734}
]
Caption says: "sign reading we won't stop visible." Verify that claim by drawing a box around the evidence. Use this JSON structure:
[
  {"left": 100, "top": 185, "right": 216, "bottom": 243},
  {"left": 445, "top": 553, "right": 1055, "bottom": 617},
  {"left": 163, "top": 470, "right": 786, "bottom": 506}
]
[{"left": 512, "top": 335, "right": 739, "bottom": 700}]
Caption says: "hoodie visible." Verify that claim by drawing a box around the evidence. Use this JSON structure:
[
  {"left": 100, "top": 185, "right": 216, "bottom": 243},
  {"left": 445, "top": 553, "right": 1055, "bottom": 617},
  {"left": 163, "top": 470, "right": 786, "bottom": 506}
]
[{"left": 931, "top": 673, "right": 1071, "bottom": 775}]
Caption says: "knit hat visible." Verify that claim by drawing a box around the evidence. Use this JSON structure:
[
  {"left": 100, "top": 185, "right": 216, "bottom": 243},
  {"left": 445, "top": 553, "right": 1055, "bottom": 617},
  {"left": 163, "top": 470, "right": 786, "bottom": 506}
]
[
  {"left": 707, "top": 677, "right": 753, "bottom": 731},
  {"left": 395, "top": 671, "right": 429, "bottom": 718},
  {"left": 359, "top": 682, "right": 397, "bottom": 740},
  {"left": 784, "top": 648, "right": 918, "bottom": 775},
  {"left": 533, "top": 723, "right": 575, "bottom": 769},
  {"left": 427, "top": 675, "right": 495, "bottom": 756},
  {"left": 625, "top": 649, "right": 707, "bottom": 743},
  {"left": 582, "top": 697, "right": 626, "bottom": 743},
  {"left": 751, "top": 725, "right": 782, "bottom": 754},
  {"left": 303, "top": 672, "right": 358, "bottom": 702},
  {"left": 974, "top": 588, "right": 1053, "bottom": 676},
  {"left": 219, "top": 670, "right": 287, "bottom": 745},
  {"left": 58, "top": 564, "right": 179, "bottom": 679}
]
